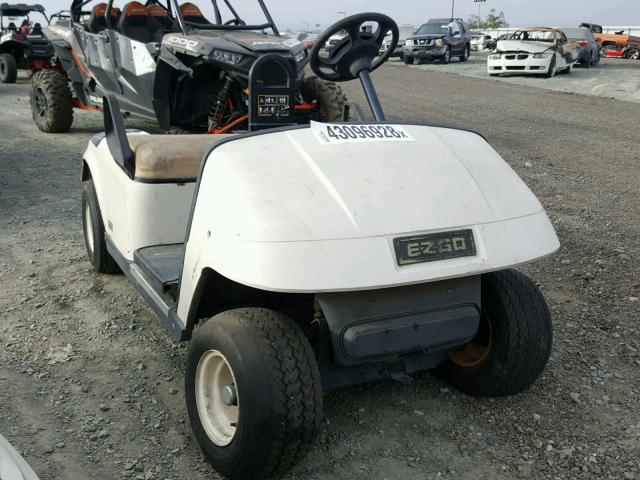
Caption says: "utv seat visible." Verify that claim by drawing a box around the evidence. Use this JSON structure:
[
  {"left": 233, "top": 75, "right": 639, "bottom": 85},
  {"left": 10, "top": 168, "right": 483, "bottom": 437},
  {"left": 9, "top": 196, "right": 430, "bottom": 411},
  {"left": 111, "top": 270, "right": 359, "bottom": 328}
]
[
  {"left": 118, "top": 1, "right": 162, "bottom": 43},
  {"left": 7, "top": 22, "right": 17, "bottom": 32},
  {"left": 146, "top": 3, "right": 175, "bottom": 33},
  {"left": 31, "top": 22, "right": 43, "bottom": 35},
  {"left": 88, "top": 3, "right": 120, "bottom": 33},
  {"left": 127, "top": 134, "right": 233, "bottom": 181},
  {"left": 179, "top": 2, "right": 210, "bottom": 25}
]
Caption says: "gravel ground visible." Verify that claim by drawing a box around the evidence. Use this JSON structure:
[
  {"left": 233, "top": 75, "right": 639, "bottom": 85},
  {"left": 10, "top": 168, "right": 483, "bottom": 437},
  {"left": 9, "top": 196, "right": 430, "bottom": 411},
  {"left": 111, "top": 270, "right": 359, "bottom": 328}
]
[
  {"left": 1, "top": 66, "right": 639, "bottom": 480},
  {"left": 395, "top": 53, "right": 640, "bottom": 104}
]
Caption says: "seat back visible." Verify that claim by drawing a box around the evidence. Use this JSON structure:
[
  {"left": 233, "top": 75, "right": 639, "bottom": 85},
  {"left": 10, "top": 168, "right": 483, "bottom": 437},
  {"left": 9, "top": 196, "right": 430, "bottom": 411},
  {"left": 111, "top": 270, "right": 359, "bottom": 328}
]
[
  {"left": 31, "top": 22, "right": 43, "bottom": 35},
  {"left": 88, "top": 3, "right": 120, "bottom": 33},
  {"left": 119, "top": 1, "right": 161, "bottom": 43},
  {"left": 7, "top": 22, "right": 17, "bottom": 32},
  {"left": 146, "top": 3, "right": 174, "bottom": 35},
  {"left": 179, "top": 2, "right": 209, "bottom": 25}
]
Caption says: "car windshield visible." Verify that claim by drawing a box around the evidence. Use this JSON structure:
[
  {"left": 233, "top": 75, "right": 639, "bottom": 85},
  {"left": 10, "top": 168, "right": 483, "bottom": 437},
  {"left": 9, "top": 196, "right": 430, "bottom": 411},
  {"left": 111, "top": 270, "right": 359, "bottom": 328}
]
[
  {"left": 416, "top": 21, "right": 451, "bottom": 35},
  {"left": 562, "top": 28, "right": 591, "bottom": 41},
  {"left": 512, "top": 30, "right": 555, "bottom": 42}
]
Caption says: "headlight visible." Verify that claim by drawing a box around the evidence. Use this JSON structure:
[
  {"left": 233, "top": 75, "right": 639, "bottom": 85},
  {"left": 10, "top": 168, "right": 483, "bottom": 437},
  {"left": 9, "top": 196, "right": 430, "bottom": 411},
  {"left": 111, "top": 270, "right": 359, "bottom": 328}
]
[
  {"left": 489, "top": 53, "right": 502, "bottom": 60},
  {"left": 533, "top": 52, "right": 553, "bottom": 59},
  {"left": 212, "top": 50, "right": 243, "bottom": 65},
  {"left": 405, "top": 39, "right": 413, "bottom": 46},
  {"left": 294, "top": 50, "right": 306, "bottom": 63},
  {"left": 435, "top": 39, "right": 444, "bottom": 47}
]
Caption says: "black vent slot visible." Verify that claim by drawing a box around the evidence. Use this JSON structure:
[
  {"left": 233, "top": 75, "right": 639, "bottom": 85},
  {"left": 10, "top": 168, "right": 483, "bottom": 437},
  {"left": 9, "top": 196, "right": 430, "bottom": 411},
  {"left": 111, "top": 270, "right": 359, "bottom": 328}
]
[{"left": 261, "top": 59, "right": 288, "bottom": 87}]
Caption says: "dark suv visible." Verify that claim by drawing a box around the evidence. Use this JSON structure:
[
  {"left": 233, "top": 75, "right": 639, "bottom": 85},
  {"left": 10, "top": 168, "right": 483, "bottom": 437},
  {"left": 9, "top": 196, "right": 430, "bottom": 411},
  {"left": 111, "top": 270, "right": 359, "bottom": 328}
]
[{"left": 403, "top": 18, "right": 471, "bottom": 64}]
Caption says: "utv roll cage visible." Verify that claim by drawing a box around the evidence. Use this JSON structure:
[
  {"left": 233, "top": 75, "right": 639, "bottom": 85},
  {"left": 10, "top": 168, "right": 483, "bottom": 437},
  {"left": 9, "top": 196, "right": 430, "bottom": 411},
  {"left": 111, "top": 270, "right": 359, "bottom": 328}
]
[
  {"left": 68, "top": 0, "right": 279, "bottom": 34},
  {"left": 0, "top": 3, "right": 49, "bottom": 26}
]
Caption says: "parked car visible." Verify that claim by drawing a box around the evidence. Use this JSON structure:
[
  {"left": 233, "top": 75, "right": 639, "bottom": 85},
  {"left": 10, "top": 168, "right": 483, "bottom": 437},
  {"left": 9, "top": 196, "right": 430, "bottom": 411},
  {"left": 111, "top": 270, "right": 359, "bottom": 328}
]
[
  {"left": 471, "top": 34, "right": 493, "bottom": 51},
  {"left": 579, "top": 22, "right": 603, "bottom": 34},
  {"left": 299, "top": 32, "right": 319, "bottom": 50},
  {"left": 487, "top": 28, "right": 579, "bottom": 78},
  {"left": 380, "top": 25, "right": 417, "bottom": 58},
  {"left": 404, "top": 18, "right": 471, "bottom": 64},
  {"left": 561, "top": 27, "right": 601, "bottom": 67},
  {"left": 594, "top": 30, "right": 640, "bottom": 60}
]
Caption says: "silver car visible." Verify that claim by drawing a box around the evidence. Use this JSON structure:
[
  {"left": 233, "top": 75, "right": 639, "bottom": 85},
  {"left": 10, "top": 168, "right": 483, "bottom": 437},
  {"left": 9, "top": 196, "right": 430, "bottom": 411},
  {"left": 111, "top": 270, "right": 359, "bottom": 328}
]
[{"left": 380, "top": 25, "right": 418, "bottom": 58}]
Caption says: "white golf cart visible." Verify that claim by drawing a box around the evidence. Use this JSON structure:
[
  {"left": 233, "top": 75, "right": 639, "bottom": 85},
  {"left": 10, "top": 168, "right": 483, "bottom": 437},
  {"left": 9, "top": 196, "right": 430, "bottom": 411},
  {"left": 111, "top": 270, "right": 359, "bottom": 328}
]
[{"left": 81, "top": 13, "right": 559, "bottom": 480}]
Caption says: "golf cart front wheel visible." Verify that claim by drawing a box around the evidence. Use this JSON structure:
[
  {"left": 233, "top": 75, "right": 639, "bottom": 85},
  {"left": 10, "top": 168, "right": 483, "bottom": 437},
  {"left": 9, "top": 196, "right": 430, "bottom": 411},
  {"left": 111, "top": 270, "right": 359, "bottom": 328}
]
[
  {"left": 437, "top": 269, "right": 553, "bottom": 397},
  {"left": 0, "top": 53, "right": 17, "bottom": 83},
  {"left": 301, "top": 76, "right": 347, "bottom": 122},
  {"left": 186, "top": 308, "right": 323, "bottom": 480},
  {"left": 82, "top": 180, "right": 119, "bottom": 274},
  {"left": 30, "top": 70, "right": 73, "bottom": 133}
]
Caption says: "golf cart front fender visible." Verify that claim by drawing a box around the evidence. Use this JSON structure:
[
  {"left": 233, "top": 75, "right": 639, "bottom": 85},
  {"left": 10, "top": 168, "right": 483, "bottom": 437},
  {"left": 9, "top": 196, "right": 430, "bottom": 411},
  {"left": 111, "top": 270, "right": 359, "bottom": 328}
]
[{"left": 176, "top": 124, "right": 559, "bottom": 321}]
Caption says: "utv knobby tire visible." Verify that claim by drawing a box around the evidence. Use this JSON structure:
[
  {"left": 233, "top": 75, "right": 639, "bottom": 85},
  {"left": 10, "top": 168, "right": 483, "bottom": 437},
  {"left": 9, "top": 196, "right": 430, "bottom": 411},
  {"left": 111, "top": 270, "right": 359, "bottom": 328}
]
[
  {"left": 301, "top": 76, "right": 347, "bottom": 122},
  {"left": 437, "top": 269, "right": 553, "bottom": 397},
  {"left": 30, "top": 70, "right": 73, "bottom": 133},
  {"left": 0, "top": 53, "right": 17, "bottom": 83},
  {"left": 186, "top": 308, "right": 323, "bottom": 480},
  {"left": 82, "top": 180, "right": 119, "bottom": 274}
]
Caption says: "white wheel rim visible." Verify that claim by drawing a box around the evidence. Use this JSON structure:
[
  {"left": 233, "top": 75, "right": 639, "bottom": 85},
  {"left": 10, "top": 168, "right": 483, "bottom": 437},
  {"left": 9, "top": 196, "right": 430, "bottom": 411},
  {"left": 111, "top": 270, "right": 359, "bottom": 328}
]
[
  {"left": 85, "top": 204, "right": 94, "bottom": 255},
  {"left": 195, "top": 350, "right": 239, "bottom": 447}
]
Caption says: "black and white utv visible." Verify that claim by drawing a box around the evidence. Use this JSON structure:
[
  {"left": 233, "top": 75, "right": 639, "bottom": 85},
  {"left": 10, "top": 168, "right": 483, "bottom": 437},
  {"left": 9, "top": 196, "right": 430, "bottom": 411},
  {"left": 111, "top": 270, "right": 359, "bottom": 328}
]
[
  {"left": 0, "top": 3, "right": 51, "bottom": 82},
  {"left": 80, "top": 13, "right": 559, "bottom": 480},
  {"left": 30, "top": 0, "right": 346, "bottom": 132}
]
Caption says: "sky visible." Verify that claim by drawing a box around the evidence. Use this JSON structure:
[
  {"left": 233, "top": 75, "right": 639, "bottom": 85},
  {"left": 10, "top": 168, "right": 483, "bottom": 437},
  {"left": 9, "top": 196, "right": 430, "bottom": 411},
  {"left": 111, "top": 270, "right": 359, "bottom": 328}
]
[{"left": 39, "top": 0, "right": 639, "bottom": 31}]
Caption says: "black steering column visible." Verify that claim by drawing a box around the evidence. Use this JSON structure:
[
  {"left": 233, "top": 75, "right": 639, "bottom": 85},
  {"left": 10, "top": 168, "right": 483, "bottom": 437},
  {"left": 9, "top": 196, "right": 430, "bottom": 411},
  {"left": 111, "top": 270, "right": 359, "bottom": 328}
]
[{"left": 310, "top": 13, "right": 399, "bottom": 121}]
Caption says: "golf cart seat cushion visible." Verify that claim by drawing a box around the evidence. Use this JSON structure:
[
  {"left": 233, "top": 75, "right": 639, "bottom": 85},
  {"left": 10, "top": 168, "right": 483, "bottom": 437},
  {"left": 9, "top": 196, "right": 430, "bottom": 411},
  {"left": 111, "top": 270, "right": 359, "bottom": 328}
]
[{"left": 128, "top": 134, "right": 233, "bottom": 181}]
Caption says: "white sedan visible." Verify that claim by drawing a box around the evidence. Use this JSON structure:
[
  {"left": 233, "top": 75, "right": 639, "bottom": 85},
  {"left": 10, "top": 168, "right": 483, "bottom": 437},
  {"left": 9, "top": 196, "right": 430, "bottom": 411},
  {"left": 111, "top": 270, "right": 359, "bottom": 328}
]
[{"left": 487, "top": 28, "right": 579, "bottom": 78}]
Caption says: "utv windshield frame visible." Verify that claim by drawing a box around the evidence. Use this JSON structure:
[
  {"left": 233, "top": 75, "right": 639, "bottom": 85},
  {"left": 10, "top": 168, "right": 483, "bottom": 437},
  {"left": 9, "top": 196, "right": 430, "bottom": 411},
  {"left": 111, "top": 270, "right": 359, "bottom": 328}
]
[{"left": 0, "top": 3, "right": 49, "bottom": 25}]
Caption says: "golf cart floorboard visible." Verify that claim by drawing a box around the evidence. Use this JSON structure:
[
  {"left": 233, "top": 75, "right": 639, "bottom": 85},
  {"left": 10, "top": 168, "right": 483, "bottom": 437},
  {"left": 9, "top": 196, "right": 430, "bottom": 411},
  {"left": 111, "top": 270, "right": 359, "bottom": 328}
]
[{"left": 134, "top": 244, "right": 183, "bottom": 297}]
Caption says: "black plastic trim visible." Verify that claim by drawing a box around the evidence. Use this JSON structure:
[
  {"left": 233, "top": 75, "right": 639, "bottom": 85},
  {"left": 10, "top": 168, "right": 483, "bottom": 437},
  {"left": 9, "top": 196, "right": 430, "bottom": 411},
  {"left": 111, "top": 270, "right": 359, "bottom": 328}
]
[{"left": 105, "top": 236, "right": 186, "bottom": 341}]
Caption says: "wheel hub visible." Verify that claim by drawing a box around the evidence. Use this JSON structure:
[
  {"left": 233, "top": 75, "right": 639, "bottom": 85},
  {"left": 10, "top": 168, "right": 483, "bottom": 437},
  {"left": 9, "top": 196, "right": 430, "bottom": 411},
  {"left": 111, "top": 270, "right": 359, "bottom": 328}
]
[
  {"left": 450, "top": 312, "right": 492, "bottom": 368},
  {"left": 35, "top": 88, "right": 48, "bottom": 118},
  {"left": 195, "top": 350, "right": 239, "bottom": 447}
]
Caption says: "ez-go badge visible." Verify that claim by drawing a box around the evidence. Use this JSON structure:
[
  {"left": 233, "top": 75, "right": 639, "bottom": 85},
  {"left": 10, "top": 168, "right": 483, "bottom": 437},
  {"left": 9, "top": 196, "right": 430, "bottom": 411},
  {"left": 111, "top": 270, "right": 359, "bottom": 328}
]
[{"left": 312, "top": 121, "right": 415, "bottom": 144}]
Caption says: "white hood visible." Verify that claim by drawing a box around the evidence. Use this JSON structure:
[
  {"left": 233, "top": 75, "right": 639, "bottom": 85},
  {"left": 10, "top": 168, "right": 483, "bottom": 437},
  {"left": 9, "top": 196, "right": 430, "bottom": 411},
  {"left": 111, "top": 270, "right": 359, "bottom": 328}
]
[
  {"left": 497, "top": 40, "right": 553, "bottom": 53},
  {"left": 178, "top": 124, "right": 558, "bottom": 295},
  {"left": 199, "top": 125, "right": 544, "bottom": 243}
]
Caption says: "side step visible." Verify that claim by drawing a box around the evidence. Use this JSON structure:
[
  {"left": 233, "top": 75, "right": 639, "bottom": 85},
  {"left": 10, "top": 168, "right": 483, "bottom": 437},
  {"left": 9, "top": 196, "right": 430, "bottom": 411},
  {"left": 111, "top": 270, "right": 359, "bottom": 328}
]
[
  {"left": 106, "top": 239, "right": 187, "bottom": 340},
  {"left": 133, "top": 244, "right": 184, "bottom": 299}
]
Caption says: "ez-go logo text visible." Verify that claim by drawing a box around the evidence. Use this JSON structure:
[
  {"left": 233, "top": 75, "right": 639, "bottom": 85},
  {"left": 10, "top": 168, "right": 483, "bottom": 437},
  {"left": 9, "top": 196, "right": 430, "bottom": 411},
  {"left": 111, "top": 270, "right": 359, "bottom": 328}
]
[{"left": 407, "top": 237, "right": 468, "bottom": 257}]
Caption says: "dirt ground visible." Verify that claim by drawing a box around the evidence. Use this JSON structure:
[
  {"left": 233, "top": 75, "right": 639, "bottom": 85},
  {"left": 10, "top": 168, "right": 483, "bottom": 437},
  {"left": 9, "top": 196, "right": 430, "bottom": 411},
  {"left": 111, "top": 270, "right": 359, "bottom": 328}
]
[
  {"left": 398, "top": 54, "right": 640, "bottom": 104},
  {"left": 1, "top": 65, "right": 639, "bottom": 480}
]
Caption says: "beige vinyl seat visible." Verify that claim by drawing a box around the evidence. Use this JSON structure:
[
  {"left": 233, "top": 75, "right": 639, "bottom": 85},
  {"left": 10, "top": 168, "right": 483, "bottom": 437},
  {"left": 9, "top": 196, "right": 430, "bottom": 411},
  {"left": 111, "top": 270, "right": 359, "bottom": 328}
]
[{"left": 128, "top": 134, "right": 233, "bottom": 182}]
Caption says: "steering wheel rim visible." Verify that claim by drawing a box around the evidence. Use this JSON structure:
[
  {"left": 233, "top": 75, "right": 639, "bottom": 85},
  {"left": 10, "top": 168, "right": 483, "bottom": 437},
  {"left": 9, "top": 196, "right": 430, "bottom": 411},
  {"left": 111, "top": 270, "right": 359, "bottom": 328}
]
[{"left": 310, "top": 13, "right": 399, "bottom": 82}]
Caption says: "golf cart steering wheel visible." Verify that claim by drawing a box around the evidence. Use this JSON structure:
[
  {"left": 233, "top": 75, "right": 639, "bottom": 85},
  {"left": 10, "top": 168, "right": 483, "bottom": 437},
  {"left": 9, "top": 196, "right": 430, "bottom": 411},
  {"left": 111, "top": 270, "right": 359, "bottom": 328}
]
[{"left": 310, "top": 13, "right": 399, "bottom": 82}]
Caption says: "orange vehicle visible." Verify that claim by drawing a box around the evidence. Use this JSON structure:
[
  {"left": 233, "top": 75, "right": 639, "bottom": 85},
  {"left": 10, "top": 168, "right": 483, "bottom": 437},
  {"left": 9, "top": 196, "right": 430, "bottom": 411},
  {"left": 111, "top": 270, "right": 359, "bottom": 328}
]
[{"left": 594, "top": 31, "right": 640, "bottom": 59}]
